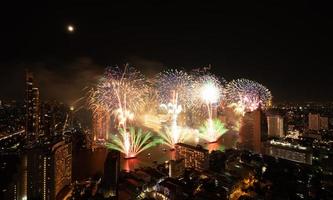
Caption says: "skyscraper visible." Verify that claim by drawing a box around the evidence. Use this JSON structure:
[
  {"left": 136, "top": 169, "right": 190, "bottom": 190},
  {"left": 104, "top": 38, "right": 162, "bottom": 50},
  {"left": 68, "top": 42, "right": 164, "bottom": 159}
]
[
  {"left": 267, "top": 115, "right": 284, "bottom": 138},
  {"left": 92, "top": 108, "right": 110, "bottom": 144},
  {"left": 27, "top": 140, "right": 72, "bottom": 200},
  {"left": 239, "top": 109, "right": 267, "bottom": 153},
  {"left": 40, "top": 102, "right": 55, "bottom": 137},
  {"left": 102, "top": 149, "right": 120, "bottom": 199},
  {"left": 25, "top": 71, "right": 40, "bottom": 143}
]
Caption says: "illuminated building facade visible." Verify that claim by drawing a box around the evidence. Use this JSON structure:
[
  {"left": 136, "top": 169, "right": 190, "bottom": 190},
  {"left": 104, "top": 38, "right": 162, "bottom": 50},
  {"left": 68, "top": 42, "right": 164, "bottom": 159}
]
[
  {"left": 267, "top": 115, "right": 284, "bottom": 138},
  {"left": 93, "top": 108, "right": 110, "bottom": 143},
  {"left": 53, "top": 141, "right": 72, "bottom": 199},
  {"left": 27, "top": 141, "right": 72, "bottom": 200},
  {"left": 25, "top": 71, "right": 40, "bottom": 143},
  {"left": 239, "top": 109, "right": 267, "bottom": 153},
  {"left": 309, "top": 113, "right": 328, "bottom": 131},
  {"left": 264, "top": 140, "right": 312, "bottom": 164},
  {"left": 319, "top": 116, "right": 329, "bottom": 130},
  {"left": 175, "top": 143, "right": 209, "bottom": 172}
]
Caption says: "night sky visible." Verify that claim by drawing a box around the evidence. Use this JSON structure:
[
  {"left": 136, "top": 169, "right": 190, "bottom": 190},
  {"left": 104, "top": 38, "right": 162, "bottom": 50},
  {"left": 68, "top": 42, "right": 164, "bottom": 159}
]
[{"left": 0, "top": 1, "right": 332, "bottom": 104}]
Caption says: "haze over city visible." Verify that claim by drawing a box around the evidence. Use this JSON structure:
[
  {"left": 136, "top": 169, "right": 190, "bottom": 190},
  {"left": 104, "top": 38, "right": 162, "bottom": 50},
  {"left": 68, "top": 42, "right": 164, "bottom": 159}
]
[
  {"left": 1, "top": 2, "right": 333, "bottom": 103},
  {"left": 1, "top": 2, "right": 333, "bottom": 200}
]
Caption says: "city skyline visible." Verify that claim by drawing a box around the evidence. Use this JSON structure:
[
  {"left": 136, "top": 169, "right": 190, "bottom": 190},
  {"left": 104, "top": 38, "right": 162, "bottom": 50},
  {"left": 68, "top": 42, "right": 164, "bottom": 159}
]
[
  {"left": 1, "top": 2, "right": 333, "bottom": 103},
  {"left": 1, "top": 2, "right": 333, "bottom": 200}
]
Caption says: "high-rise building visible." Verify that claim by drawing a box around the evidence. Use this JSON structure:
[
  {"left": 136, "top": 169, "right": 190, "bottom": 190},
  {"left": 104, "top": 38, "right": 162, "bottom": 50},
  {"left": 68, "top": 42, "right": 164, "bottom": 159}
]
[
  {"left": 238, "top": 109, "right": 267, "bottom": 153},
  {"left": 40, "top": 102, "right": 55, "bottom": 137},
  {"left": 27, "top": 148, "right": 44, "bottom": 200},
  {"left": 267, "top": 115, "right": 284, "bottom": 138},
  {"left": 27, "top": 140, "right": 72, "bottom": 200},
  {"left": 308, "top": 113, "right": 328, "bottom": 130},
  {"left": 102, "top": 150, "right": 120, "bottom": 199},
  {"left": 175, "top": 143, "right": 209, "bottom": 172},
  {"left": 25, "top": 71, "right": 40, "bottom": 143},
  {"left": 92, "top": 108, "right": 110, "bottom": 143}
]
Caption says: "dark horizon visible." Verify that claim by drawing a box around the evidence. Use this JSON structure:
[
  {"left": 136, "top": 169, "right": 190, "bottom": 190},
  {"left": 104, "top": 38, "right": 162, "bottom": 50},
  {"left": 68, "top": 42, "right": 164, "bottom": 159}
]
[{"left": 1, "top": 1, "right": 333, "bottom": 103}]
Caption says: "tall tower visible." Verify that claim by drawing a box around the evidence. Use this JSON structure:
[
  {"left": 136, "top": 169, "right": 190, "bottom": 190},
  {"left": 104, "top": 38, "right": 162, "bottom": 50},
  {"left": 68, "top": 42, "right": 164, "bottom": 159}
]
[
  {"left": 27, "top": 141, "right": 72, "bottom": 200},
  {"left": 239, "top": 109, "right": 267, "bottom": 153},
  {"left": 92, "top": 108, "right": 110, "bottom": 143},
  {"left": 25, "top": 71, "right": 40, "bottom": 143},
  {"left": 102, "top": 150, "right": 120, "bottom": 199}
]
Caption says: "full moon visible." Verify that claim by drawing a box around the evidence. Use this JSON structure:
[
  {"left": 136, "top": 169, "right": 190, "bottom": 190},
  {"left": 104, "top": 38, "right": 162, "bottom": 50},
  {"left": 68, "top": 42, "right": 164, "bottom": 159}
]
[{"left": 67, "top": 25, "right": 75, "bottom": 33}]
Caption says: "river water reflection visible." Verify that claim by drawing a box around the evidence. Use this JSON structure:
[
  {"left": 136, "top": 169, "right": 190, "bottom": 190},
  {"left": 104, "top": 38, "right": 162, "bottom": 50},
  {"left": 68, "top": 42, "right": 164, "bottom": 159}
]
[
  {"left": 120, "top": 130, "right": 237, "bottom": 171},
  {"left": 73, "top": 130, "right": 237, "bottom": 180}
]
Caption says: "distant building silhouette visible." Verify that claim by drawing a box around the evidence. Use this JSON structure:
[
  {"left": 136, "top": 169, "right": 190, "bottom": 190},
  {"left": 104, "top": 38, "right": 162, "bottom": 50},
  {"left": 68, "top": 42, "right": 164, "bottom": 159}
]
[{"left": 102, "top": 149, "right": 120, "bottom": 199}]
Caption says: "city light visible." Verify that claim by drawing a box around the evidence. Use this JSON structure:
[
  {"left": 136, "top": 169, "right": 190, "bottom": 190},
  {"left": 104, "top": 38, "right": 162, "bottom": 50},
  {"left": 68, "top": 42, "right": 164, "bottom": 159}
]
[{"left": 3, "top": 4, "right": 332, "bottom": 200}]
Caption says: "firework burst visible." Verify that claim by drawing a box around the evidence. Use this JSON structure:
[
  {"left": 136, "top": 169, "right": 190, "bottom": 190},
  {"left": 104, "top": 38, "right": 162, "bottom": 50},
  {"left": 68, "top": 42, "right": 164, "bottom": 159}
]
[
  {"left": 88, "top": 64, "right": 150, "bottom": 157},
  {"left": 158, "top": 126, "right": 192, "bottom": 149},
  {"left": 106, "top": 127, "right": 161, "bottom": 158},
  {"left": 224, "top": 79, "right": 272, "bottom": 115},
  {"left": 193, "top": 74, "right": 224, "bottom": 142},
  {"left": 156, "top": 69, "right": 194, "bottom": 107},
  {"left": 199, "top": 119, "right": 228, "bottom": 143},
  {"left": 156, "top": 69, "right": 194, "bottom": 147}
]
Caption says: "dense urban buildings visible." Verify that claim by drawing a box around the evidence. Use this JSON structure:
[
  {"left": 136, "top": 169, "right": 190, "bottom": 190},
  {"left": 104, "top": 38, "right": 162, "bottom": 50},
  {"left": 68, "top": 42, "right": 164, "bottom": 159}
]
[
  {"left": 1, "top": 72, "right": 333, "bottom": 200},
  {"left": 1, "top": 2, "right": 333, "bottom": 200}
]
